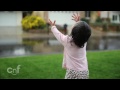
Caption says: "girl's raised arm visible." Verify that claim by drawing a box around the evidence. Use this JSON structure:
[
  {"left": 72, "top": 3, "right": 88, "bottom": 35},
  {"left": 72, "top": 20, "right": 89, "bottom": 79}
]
[{"left": 48, "top": 19, "right": 68, "bottom": 46}]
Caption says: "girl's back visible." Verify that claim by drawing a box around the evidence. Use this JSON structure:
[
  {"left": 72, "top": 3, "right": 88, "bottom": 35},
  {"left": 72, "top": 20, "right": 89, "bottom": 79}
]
[{"left": 63, "top": 35, "right": 88, "bottom": 71}]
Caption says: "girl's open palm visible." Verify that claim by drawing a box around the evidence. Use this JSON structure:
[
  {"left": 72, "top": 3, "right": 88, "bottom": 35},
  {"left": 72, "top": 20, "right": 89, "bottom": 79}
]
[
  {"left": 48, "top": 19, "right": 56, "bottom": 26},
  {"left": 72, "top": 13, "right": 80, "bottom": 22}
]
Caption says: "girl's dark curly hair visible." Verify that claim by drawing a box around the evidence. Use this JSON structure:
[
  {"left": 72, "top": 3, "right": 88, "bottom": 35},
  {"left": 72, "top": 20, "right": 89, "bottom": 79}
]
[{"left": 70, "top": 21, "right": 91, "bottom": 48}]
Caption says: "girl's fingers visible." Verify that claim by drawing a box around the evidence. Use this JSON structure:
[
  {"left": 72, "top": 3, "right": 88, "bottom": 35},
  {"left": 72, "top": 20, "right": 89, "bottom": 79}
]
[
  {"left": 73, "top": 13, "right": 76, "bottom": 17},
  {"left": 49, "top": 19, "right": 56, "bottom": 26},
  {"left": 73, "top": 13, "right": 77, "bottom": 18},
  {"left": 72, "top": 13, "right": 80, "bottom": 21},
  {"left": 48, "top": 19, "right": 52, "bottom": 25},
  {"left": 72, "top": 15, "right": 77, "bottom": 20},
  {"left": 48, "top": 19, "right": 51, "bottom": 23},
  {"left": 73, "top": 13, "right": 80, "bottom": 21},
  {"left": 72, "top": 15, "right": 74, "bottom": 18}
]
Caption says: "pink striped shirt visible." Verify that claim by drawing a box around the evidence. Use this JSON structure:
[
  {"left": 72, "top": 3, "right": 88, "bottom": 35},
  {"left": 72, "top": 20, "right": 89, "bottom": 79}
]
[{"left": 51, "top": 26, "right": 88, "bottom": 71}]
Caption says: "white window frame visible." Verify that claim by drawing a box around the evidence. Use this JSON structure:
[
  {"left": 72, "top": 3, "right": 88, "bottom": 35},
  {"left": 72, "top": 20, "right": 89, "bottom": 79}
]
[{"left": 85, "top": 11, "right": 91, "bottom": 19}]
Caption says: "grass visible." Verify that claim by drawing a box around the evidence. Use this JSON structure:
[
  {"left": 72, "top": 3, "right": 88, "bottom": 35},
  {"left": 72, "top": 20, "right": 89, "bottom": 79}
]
[{"left": 0, "top": 50, "right": 120, "bottom": 79}]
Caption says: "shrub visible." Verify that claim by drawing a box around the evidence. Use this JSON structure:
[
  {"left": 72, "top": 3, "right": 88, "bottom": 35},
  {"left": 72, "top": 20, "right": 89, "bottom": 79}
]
[
  {"left": 81, "top": 18, "right": 90, "bottom": 24},
  {"left": 96, "top": 17, "right": 102, "bottom": 23},
  {"left": 21, "top": 15, "right": 46, "bottom": 30}
]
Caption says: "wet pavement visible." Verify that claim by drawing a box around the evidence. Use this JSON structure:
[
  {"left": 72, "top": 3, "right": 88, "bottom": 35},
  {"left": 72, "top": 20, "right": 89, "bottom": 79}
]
[{"left": 0, "top": 27, "right": 120, "bottom": 57}]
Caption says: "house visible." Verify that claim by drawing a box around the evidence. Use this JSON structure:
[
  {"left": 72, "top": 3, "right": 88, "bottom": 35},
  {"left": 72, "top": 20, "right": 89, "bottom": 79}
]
[
  {"left": 71, "top": 11, "right": 120, "bottom": 24},
  {"left": 1, "top": 11, "right": 119, "bottom": 34},
  {"left": 44, "top": 11, "right": 99, "bottom": 34},
  {"left": 100, "top": 11, "right": 120, "bottom": 23},
  {"left": 77, "top": 11, "right": 101, "bottom": 23},
  {"left": 1, "top": 11, "right": 119, "bottom": 28},
  {"left": 31, "top": 11, "right": 81, "bottom": 34},
  {"left": 83, "top": 11, "right": 120, "bottom": 24}
]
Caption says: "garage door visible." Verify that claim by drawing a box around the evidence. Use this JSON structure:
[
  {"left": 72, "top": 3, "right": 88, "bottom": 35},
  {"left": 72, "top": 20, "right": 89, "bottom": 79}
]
[
  {"left": 48, "top": 11, "right": 80, "bottom": 26},
  {"left": 0, "top": 11, "right": 17, "bottom": 26},
  {"left": 48, "top": 11, "right": 80, "bottom": 34}
]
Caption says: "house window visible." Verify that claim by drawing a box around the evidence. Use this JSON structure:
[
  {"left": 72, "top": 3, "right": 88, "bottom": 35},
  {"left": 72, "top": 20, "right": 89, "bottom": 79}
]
[
  {"left": 22, "top": 12, "right": 27, "bottom": 18},
  {"left": 112, "top": 15, "right": 117, "bottom": 21},
  {"left": 85, "top": 11, "right": 91, "bottom": 18}
]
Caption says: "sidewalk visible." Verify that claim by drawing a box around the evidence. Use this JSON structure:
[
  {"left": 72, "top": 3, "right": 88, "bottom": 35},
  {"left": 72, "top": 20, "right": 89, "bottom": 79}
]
[
  {"left": 22, "top": 29, "right": 120, "bottom": 39},
  {"left": 22, "top": 32, "right": 55, "bottom": 39}
]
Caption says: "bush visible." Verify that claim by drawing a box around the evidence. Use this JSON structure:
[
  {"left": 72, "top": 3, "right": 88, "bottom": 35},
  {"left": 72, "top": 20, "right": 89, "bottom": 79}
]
[
  {"left": 81, "top": 18, "right": 89, "bottom": 24},
  {"left": 96, "top": 17, "right": 102, "bottom": 23},
  {"left": 21, "top": 15, "right": 46, "bottom": 30}
]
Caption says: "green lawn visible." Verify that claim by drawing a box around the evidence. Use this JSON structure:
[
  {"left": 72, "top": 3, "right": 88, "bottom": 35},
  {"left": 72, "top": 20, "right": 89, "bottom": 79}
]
[{"left": 0, "top": 50, "right": 120, "bottom": 79}]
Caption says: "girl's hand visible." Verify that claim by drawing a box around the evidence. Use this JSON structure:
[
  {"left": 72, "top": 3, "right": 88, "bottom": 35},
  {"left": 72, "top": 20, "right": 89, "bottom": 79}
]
[
  {"left": 48, "top": 19, "right": 56, "bottom": 26},
  {"left": 72, "top": 13, "right": 80, "bottom": 22}
]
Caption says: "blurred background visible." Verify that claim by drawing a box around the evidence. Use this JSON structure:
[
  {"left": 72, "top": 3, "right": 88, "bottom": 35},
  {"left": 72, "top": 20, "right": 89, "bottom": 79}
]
[{"left": 0, "top": 11, "right": 120, "bottom": 57}]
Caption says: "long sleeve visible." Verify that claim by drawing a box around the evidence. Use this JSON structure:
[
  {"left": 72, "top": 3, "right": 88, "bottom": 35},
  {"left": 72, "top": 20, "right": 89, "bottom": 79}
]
[{"left": 51, "top": 26, "right": 68, "bottom": 46}]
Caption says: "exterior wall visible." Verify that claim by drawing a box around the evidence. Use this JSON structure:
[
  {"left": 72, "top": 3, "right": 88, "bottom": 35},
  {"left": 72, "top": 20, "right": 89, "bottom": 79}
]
[
  {"left": 80, "top": 11, "right": 85, "bottom": 18},
  {"left": 32, "top": 11, "right": 48, "bottom": 22},
  {"left": 90, "top": 11, "right": 99, "bottom": 23},
  {"left": 44, "top": 11, "right": 48, "bottom": 22},
  {"left": 100, "top": 11, "right": 108, "bottom": 18}
]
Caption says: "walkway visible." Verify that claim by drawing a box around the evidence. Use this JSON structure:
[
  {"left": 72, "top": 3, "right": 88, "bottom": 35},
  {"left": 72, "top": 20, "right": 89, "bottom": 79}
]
[{"left": 22, "top": 32, "right": 55, "bottom": 39}]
